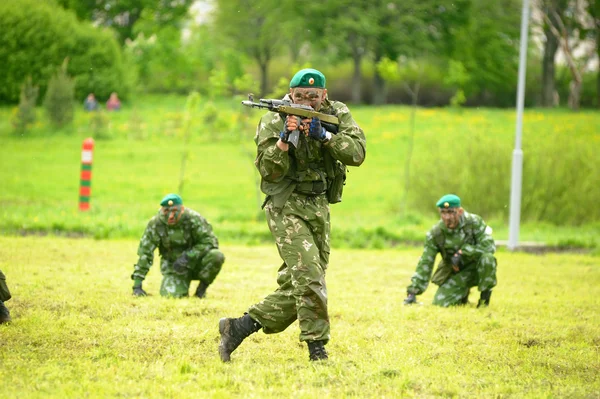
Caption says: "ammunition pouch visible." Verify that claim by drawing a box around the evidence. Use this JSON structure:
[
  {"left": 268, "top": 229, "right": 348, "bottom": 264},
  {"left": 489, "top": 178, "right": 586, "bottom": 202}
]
[
  {"left": 431, "top": 260, "right": 454, "bottom": 286},
  {"left": 326, "top": 161, "right": 346, "bottom": 204},
  {"left": 294, "top": 180, "right": 327, "bottom": 196},
  {"left": 0, "top": 270, "right": 12, "bottom": 302}
]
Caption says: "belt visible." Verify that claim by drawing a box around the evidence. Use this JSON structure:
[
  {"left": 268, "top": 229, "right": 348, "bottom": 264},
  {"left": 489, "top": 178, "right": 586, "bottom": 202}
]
[{"left": 294, "top": 180, "right": 326, "bottom": 195}]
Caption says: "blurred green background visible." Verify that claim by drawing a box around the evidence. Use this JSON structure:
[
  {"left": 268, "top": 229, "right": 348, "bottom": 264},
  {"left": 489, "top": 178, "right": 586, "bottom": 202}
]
[{"left": 0, "top": 0, "right": 599, "bottom": 250}]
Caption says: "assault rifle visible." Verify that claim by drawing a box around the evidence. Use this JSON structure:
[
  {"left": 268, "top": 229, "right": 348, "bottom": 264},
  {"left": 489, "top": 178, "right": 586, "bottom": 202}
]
[{"left": 241, "top": 95, "right": 339, "bottom": 147}]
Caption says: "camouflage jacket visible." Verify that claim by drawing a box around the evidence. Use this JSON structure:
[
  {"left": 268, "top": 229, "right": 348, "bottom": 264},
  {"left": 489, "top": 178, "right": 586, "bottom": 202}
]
[
  {"left": 254, "top": 95, "right": 366, "bottom": 205},
  {"left": 407, "top": 211, "right": 495, "bottom": 295},
  {"left": 132, "top": 208, "right": 219, "bottom": 281}
]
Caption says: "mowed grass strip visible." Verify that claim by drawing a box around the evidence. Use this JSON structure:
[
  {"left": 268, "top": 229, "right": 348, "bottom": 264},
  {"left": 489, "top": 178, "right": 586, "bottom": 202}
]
[{"left": 0, "top": 236, "right": 598, "bottom": 398}]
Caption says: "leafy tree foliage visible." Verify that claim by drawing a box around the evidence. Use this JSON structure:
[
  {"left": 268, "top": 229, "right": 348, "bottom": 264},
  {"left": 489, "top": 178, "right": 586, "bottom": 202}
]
[
  {"left": 289, "top": 0, "right": 468, "bottom": 104},
  {"left": 0, "top": 0, "right": 130, "bottom": 104},
  {"left": 452, "top": 0, "right": 522, "bottom": 106},
  {"left": 57, "top": 0, "right": 194, "bottom": 43},
  {"left": 213, "top": 0, "right": 294, "bottom": 96}
]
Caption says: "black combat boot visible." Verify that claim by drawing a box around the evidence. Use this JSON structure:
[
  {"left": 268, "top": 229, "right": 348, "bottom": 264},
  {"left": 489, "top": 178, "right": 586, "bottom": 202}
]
[
  {"left": 0, "top": 300, "right": 11, "bottom": 324},
  {"left": 307, "top": 340, "right": 328, "bottom": 361},
  {"left": 477, "top": 290, "right": 492, "bottom": 308},
  {"left": 218, "top": 313, "right": 261, "bottom": 362},
  {"left": 195, "top": 281, "right": 208, "bottom": 299},
  {"left": 460, "top": 290, "right": 470, "bottom": 305}
]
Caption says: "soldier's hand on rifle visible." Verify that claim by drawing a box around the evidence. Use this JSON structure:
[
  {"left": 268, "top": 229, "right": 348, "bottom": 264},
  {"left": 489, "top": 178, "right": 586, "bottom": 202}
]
[
  {"left": 403, "top": 293, "right": 417, "bottom": 305},
  {"left": 308, "top": 117, "right": 331, "bottom": 143},
  {"left": 173, "top": 252, "right": 190, "bottom": 275},
  {"left": 279, "top": 116, "right": 297, "bottom": 145},
  {"left": 451, "top": 250, "right": 463, "bottom": 272},
  {"left": 285, "top": 115, "right": 299, "bottom": 132}
]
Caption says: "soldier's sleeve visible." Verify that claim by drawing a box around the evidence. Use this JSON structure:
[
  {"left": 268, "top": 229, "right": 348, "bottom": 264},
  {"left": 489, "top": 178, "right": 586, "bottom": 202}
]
[
  {"left": 461, "top": 216, "right": 496, "bottom": 262},
  {"left": 132, "top": 219, "right": 160, "bottom": 281},
  {"left": 407, "top": 230, "right": 439, "bottom": 295},
  {"left": 324, "top": 102, "right": 366, "bottom": 167},
  {"left": 187, "top": 213, "right": 219, "bottom": 261},
  {"left": 254, "top": 112, "right": 290, "bottom": 182}
]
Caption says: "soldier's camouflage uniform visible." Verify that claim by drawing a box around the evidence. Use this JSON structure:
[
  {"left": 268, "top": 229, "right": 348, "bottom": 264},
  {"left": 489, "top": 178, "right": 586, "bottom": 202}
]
[
  {"left": 248, "top": 94, "right": 366, "bottom": 343},
  {"left": 407, "top": 211, "right": 497, "bottom": 307},
  {"left": 0, "top": 269, "right": 12, "bottom": 322},
  {"left": 132, "top": 208, "right": 224, "bottom": 298}
]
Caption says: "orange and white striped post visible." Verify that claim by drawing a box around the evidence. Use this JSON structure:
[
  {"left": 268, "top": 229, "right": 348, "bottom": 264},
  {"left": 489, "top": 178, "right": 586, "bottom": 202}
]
[{"left": 79, "top": 138, "right": 94, "bottom": 211}]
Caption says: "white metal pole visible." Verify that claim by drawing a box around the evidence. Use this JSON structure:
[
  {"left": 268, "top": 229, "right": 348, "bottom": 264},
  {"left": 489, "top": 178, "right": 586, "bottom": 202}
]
[{"left": 508, "top": 0, "right": 531, "bottom": 250}]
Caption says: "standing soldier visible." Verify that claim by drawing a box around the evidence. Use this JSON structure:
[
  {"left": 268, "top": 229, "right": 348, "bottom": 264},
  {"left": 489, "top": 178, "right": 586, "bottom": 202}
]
[
  {"left": 218, "top": 68, "right": 366, "bottom": 362},
  {"left": 0, "top": 269, "right": 12, "bottom": 324},
  {"left": 403, "top": 194, "right": 497, "bottom": 307},
  {"left": 130, "top": 194, "right": 225, "bottom": 298}
]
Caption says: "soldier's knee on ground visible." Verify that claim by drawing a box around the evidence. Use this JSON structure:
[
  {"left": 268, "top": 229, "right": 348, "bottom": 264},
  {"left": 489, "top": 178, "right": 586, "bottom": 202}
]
[
  {"left": 160, "top": 274, "right": 191, "bottom": 298},
  {"left": 203, "top": 249, "right": 225, "bottom": 267},
  {"left": 479, "top": 253, "right": 496, "bottom": 267}
]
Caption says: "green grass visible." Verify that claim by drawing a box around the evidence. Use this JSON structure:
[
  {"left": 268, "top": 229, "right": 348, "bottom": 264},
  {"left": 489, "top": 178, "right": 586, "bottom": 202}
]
[
  {"left": 0, "top": 235, "right": 598, "bottom": 398},
  {"left": 0, "top": 97, "right": 599, "bottom": 250}
]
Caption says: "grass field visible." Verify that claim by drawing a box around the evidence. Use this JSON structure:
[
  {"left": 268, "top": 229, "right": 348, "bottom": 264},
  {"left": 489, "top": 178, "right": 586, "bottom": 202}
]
[
  {"left": 0, "top": 97, "right": 599, "bottom": 251},
  {"left": 0, "top": 236, "right": 598, "bottom": 398}
]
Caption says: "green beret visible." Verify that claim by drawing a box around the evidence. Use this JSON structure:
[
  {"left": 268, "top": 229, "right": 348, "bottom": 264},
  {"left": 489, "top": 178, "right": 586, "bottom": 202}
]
[
  {"left": 436, "top": 194, "right": 461, "bottom": 209},
  {"left": 160, "top": 193, "right": 183, "bottom": 207},
  {"left": 289, "top": 68, "right": 326, "bottom": 89}
]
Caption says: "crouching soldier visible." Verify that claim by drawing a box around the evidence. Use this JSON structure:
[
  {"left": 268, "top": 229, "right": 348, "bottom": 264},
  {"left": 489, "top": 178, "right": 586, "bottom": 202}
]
[
  {"left": 131, "top": 194, "right": 225, "bottom": 298},
  {"left": 403, "top": 194, "right": 497, "bottom": 307},
  {"left": 0, "top": 269, "right": 12, "bottom": 323}
]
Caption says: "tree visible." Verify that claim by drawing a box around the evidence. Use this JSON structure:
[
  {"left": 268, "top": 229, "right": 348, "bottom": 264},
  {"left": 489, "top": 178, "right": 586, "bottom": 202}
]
[
  {"left": 0, "top": 0, "right": 129, "bottom": 104},
  {"left": 11, "top": 76, "right": 39, "bottom": 134},
  {"left": 212, "top": 0, "right": 289, "bottom": 97},
  {"left": 452, "top": 0, "right": 522, "bottom": 106},
  {"left": 297, "top": 0, "right": 468, "bottom": 104},
  {"left": 57, "top": 0, "right": 194, "bottom": 43},
  {"left": 298, "top": 0, "right": 375, "bottom": 103},
  {"left": 586, "top": 0, "right": 600, "bottom": 107},
  {"left": 539, "top": 0, "right": 570, "bottom": 106},
  {"left": 541, "top": 0, "right": 597, "bottom": 110},
  {"left": 44, "top": 59, "right": 75, "bottom": 128},
  {"left": 370, "top": 0, "right": 432, "bottom": 104}
]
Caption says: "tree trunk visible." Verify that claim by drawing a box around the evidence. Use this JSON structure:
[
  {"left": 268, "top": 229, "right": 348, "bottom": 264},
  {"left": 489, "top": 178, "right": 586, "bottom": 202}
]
[
  {"left": 351, "top": 54, "right": 362, "bottom": 104},
  {"left": 568, "top": 80, "right": 581, "bottom": 111},
  {"left": 372, "top": 72, "right": 387, "bottom": 105},
  {"left": 372, "top": 54, "right": 387, "bottom": 105},
  {"left": 597, "top": 62, "right": 600, "bottom": 109},
  {"left": 597, "top": 27, "right": 600, "bottom": 108},
  {"left": 259, "top": 61, "right": 268, "bottom": 98},
  {"left": 542, "top": 26, "right": 559, "bottom": 106}
]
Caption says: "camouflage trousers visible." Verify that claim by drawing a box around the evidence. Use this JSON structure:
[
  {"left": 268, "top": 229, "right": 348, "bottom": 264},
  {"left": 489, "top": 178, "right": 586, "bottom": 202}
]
[
  {"left": 0, "top": 269, "right": 11, "bottom": 302},
  {"left": 433, "top": 253, "right": 497, "bottom": 307},
  {"left": 249, "top": 193, "right": 331, "bottom": 343},
  {"left": 159, "top": 249, "right": 225, "bottom": 298}
]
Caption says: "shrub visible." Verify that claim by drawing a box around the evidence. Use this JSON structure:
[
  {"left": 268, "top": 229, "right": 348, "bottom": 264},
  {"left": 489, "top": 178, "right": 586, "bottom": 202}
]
[
  {"left": 0, "top": 0, "right": 129, "bottom": 104},
  {"left": 89, "top": 110, "right": 110, "bottom": 140},
  {"left": 11, "top": 76, "right": 39, "bottom": 134},
  {"left": 44, "top": 59, "right": 75, "bottom": 128}
]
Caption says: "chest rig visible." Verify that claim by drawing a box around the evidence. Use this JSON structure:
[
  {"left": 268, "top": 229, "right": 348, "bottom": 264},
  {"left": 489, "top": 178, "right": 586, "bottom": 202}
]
[{"left": 431, "top": 218, "right": 477, "bottom": 263}]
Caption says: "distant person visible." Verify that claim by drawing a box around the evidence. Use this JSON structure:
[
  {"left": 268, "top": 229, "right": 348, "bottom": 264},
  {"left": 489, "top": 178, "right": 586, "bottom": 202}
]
[
  {"left": 0, "top": 269, "right": 12, "bottom": 324},
  {"left": 403, "top": 194, "right": 497, "bottom": 307},
  {"left": 84, "top": 93, "right": 99, "bottom": 111},
  {"left": 131, "top": 194, "right": 225, "bottom": 299},
  {"left": 218, "top": 68, "right": 366, "bottom": 362},
  {"left": 106, "top": 92, "right": 121, "bottom": 111}
]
